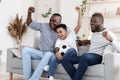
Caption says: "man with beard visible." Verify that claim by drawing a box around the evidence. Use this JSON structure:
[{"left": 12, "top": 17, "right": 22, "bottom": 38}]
[
  {"left": 22, "top": 7, "right": 62, "bottom": 80},
  {"left": 61, "top": 13, "right": 117, "bottom": 80}
]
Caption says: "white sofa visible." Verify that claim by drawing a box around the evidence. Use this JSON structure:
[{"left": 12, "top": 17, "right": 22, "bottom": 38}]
[
  {"left": 7, "top": 37, "right": 120, "bottom": 80},
  {"left": 42, "top": 45, "right": 120, "bottom": 80}
]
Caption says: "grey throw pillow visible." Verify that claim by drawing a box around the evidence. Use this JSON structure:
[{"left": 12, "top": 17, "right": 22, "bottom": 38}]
[
  {"left": 11, "top": 48, "right": 22, "bottom": 58},
  {"left": 77, "top": 45, "right": 90, "bottom": 56}
]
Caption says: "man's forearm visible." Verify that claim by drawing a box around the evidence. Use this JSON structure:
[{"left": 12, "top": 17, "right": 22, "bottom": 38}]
[{"left": 26, "top": 12, "right": 32, "bottom": 26}]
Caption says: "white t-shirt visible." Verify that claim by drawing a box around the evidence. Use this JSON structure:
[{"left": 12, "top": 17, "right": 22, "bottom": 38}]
[
  {"left": 111, "top": 39, "right": 120, "bottom": 53},
  {"left": 88, "top": 29, "right": 111, "bottom": 55},
  {"left": 55, "top": 31, "right": 78, "bottom": 54}
]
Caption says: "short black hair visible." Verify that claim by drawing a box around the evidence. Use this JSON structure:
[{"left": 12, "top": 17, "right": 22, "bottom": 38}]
[
  {"left": 92, "top": 13, "right": 104, "bottom": 23},
  {"left": 53, "top": 13, "right": 61, "bottom": 18},
  {"left": 56, "top": 24, "right": 67, "bottom": 31},
  {"left": 52, "top": 13, "right": 62, "bottom": 21}
]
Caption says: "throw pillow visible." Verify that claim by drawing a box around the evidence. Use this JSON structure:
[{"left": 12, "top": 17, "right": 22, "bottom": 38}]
[
  {"left": 11, "top": 45, "right": 26, "bottom": 58},
  {"left": 11, "top": 48, "right": 22, "bottom": 58}
]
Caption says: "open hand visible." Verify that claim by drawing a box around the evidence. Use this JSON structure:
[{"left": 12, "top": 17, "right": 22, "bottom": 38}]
[{"left": 102, "top": 31, "right": 113, "bottom": 42}]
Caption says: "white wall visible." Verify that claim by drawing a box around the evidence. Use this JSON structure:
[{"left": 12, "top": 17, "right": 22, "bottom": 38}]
[
  {"left": 60, "top": 0, "right": 81, "bottom": 29},
  {"left": 33, "top": 0, "right": 86, "bottom": 38},
  {"left": 33, "top": 0, "right": 61, "bottom": 38},
  {"left": 0, "top": 0, "right": 34, "bottom": 62},
  {"left": 59, "top": 0, "right": 90, "bottom": 39},
  {"left": 88, "top": 1, "right": 120, "bottom": 41}
]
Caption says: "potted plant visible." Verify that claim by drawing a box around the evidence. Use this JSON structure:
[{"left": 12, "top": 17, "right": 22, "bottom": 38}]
[{"left": 8, "top": 14, "right": 27, "bottom": 58}]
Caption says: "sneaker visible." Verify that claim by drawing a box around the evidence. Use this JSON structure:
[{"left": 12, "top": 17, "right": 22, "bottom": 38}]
[
  {"left": 49, "top": 76, "right": 54, "bottom": 80},
  {"left": 44, "top": 65, "right": 49, "bottom": 72}
]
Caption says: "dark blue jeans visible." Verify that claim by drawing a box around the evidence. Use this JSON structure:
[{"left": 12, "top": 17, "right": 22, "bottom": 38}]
[
  {"left": 61, "top": 53, "right": 102, "bottom": 80},
  {"left": 48, "top": 48, "right": 77, "bottom": 77}
]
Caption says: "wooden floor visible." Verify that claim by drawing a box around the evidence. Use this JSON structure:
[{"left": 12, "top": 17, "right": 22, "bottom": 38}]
[
  {"left": 0, "top": 62, "right": 62, "bottom": 80},
  {"left": 0, "top": 62, "right": 24, "bottom": 80}
]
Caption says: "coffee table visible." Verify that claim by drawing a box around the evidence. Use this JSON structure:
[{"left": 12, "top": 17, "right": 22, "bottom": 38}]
[{"left": 41, "top": 77, "right": 62, "bottom": 80}]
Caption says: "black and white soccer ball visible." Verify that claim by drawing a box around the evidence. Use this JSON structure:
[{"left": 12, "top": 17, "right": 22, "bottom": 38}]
[{"left": 59, "top": 45, "right": 71, "bottom": 56}]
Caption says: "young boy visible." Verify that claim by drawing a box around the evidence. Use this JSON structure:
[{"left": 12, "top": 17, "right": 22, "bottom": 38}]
[{"left": 45, "top": 6, "right": 82, "bottom": 80}]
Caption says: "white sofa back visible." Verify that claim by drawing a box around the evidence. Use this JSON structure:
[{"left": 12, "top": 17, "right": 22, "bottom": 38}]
[{"left": 34, "top": 37, "right": 90, "bottom": 56}]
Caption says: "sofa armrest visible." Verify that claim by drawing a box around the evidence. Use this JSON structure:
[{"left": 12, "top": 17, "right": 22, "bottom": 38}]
[
  {"left": 33, "top": 37, "right": 40, "bottom": 49},
  {"left": 6, "top": 48, "right": 17, "bottom": 72},
  {"left": 104, "top": 53, "right": 114, "bottom": 80},
  {"left": 0, "top": 50, "right": 2, "bottom": 55},
  {"left": 104, "top": 53, "right": 120, "bottom": 80},
  {"left": 112, "top": 53, "right": 120, "bottom": 80}
]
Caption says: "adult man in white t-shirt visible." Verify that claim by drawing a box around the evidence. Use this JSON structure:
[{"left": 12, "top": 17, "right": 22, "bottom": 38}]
[{"left": 61, "top": 13, "right": 117, "bottom": 80}]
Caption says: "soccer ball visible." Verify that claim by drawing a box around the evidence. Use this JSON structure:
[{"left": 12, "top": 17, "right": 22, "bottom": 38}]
[{"left": 58, "top": 45, "right": 71, "bottom": 56}]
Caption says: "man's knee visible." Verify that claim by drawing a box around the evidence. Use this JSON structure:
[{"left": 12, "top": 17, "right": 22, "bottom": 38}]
[
  {"left": 22, "top": 47, "right": 31, "bottom": 56},
  {"left": 22, "top": 47, "right": 30, "bottom": 52},
  {"left": 82, "top": 53, "right": 92, "bottom": 61},
  {"left": 44, "top": 52, "right": 54, "bottom": 57},
  {"left": 50, "top": 54, "right": 57, "bottom": 61}
]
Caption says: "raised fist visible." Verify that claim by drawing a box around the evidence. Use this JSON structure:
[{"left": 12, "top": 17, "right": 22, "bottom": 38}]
[
  {"left": 28, "top": 7, "right": 35, "bottom": 13},
  {"left": 76, "top": 6, "right": 81, "bottom": 12},
  {"left": 102, "top": 31, "right": 113, "bottom": 42}
]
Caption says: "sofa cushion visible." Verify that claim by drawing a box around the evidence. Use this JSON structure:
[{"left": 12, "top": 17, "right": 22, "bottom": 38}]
[
  {"left": 54, "top": 63, "right": 104, "bottom": 77},
  {"left": 82, "top": 76, "right": 104, "bottom": 80},
  {"left": 54, "top": 64, "right": 67, "bottom": 74},
  {"left": 77, "top": 45, "right": 90, "bottom": 56},
  {"left": 33, "top": 37, "right": 40, "bottom": 49},
  {"left": 84, "top": 64, "right": 104, "bottom": 77},
  {"left": 12, "top": 57, "right": 40, "bottom": 70}
]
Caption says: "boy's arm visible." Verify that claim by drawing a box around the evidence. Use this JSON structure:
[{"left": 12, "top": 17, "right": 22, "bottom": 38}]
[
  {"left": 55, "top": 47, "right": 59, "bottom": 54},
  {"left": 55, "top": 47, "right": 63, "bottom": 60},
  {"left": 74, "top": 6, "right": 82, "bottom": 34}
]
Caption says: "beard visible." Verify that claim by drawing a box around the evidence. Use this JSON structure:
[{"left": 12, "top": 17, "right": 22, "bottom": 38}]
[
  {"left": 91, "top": 25, "right": 101, "bottom": 32},
  {"left": 49, "top": 23, "right": 57, "bottom": 30}
]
